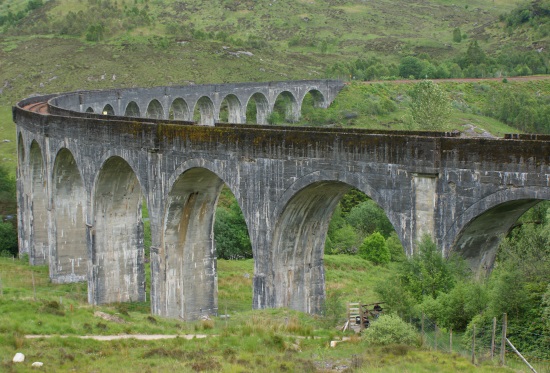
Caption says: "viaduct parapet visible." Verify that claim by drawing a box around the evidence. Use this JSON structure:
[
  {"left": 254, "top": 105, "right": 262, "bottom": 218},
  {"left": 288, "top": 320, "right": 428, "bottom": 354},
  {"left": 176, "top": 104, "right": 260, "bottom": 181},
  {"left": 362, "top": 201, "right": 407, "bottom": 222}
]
[{"left": 13, "top": 79, "right": 550, "bottom": 320}]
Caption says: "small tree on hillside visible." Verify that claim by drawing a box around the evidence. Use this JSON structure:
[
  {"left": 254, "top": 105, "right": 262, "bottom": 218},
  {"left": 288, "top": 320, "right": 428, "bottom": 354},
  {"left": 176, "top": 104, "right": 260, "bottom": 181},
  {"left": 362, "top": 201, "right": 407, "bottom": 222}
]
[
  {"left": 359, "top": 232, "right": 391, "bottom": 265},
  {"left": 409, "top": 80, "right": 452, "bottom": 130},
  {"left": 452, "top": 27, "right": 462, "bottom": 43}
]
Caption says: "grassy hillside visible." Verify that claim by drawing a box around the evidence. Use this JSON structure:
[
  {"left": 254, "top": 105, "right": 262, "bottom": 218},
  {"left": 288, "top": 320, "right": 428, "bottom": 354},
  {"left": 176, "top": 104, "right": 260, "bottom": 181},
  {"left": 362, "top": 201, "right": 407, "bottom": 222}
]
[{"left": 0, "top": 256, "right": 515, "bottom": 372}]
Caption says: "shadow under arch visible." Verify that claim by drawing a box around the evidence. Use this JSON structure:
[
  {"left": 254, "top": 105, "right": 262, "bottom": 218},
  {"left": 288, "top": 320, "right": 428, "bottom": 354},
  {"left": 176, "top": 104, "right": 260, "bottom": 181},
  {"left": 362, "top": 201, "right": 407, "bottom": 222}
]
[
  {"left": 29, "top": 140, "right": 49, "bottom": 266},
  {"left": 124, "top": 101, "right": 141, "bottom": 117},
  {"left": 193, "top": 96, "right": 215, "bottom": 126},
  {"left": 270, "top": 181, "right": 351, "bottom": 314},
  {"left": 219, "top": 94, "right": 243, "bottom": 123},
  {"left": 169, "top": 98, "right": 190, "bottom": 121},
  {"left": 245, "top": 92, "right": 269, "bottom": 124},
  {"left": 101, "top": 104, "right": 115, "bottom": 116},
  {"left": 162, "top": 167, "right": 225, "bottom": 320},
  {"left": 51, "top": 148, "right": 87, "bottom": 283},
  {"left": 91, "top": 156, "right": 145, "bottom": 304},
  {"left": 146, "top": 99, "right": 164, "bottom": 119},
  {"left": 17, "top": 132, "right": 25, "bottom": 170},
  {"left": 448, "top": 197, "right": 547, "bottom": 276},
  {"left": 301, "top": 89, "right": 326, "bottom": 109},
  {"left": 272, "top": 91, "right": 299, "bottom": 123}
]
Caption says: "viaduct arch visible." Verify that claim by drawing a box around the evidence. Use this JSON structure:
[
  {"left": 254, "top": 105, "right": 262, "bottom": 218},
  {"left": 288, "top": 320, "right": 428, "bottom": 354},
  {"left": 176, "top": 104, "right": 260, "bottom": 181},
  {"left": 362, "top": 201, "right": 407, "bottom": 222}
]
[{"left": 13, "top": 80, "right": 550, "bottom": 320}]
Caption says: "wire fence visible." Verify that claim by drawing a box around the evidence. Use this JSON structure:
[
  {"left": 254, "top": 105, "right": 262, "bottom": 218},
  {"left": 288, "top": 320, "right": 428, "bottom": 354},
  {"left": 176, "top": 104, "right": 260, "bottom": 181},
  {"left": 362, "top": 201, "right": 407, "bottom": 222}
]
[{"left": 416, "top": 313, "right": 550, "bottom": 373}]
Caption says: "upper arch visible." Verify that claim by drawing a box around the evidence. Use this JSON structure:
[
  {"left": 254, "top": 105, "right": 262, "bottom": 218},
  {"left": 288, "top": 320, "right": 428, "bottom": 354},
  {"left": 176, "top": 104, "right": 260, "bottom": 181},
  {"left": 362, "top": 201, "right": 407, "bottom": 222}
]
[
  {"left": 102, "top": 104, "right": 115, "bottom": 116},
  {"left": 301, "top": 89, "right": 326, "bottom": 108},
  {"left": 218, "top": 94, "right": 243, "bottom": 124},
  {"left": 146, "top": 99, "right": 164, "bottom": 119},
  {"left": 91, "top": 151, "right": 148, "bottom": 209},
  {"left": 124, "top": 101, "right": 141, "bottom": 117},
  {"left": 169, "top": 98, "right": 191, "bottom": 121},
  {"left": 193, "top": 96, "right": 215, "bottom": 126}
]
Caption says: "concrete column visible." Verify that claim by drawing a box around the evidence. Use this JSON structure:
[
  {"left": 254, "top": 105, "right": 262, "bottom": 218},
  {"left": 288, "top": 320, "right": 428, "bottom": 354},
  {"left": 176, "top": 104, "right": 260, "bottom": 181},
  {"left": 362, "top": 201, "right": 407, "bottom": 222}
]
[{"left": 412, "top": 173, "right": 438, "bottom": 252}]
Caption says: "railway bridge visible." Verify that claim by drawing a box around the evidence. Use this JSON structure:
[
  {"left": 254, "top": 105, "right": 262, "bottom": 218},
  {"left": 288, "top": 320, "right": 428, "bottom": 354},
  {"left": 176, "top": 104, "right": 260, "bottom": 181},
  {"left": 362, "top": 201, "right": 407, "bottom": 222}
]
[{"left": 13, "top": 79, "right": 550, "bottom": 320}]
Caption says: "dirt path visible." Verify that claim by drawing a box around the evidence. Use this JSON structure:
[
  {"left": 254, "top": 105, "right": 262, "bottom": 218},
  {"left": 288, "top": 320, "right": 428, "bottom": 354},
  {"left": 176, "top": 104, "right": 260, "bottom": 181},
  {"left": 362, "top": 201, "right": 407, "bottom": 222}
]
[{"left": 25, "top": 334, "right": 211, "bottom": 341}]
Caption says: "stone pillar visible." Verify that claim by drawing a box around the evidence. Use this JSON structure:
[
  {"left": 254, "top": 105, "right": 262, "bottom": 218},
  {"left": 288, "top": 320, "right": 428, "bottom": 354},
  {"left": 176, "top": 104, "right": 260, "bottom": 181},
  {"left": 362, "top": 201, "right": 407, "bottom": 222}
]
[{"left": 412, "top": 173, "right": 438, "bottom": 253}]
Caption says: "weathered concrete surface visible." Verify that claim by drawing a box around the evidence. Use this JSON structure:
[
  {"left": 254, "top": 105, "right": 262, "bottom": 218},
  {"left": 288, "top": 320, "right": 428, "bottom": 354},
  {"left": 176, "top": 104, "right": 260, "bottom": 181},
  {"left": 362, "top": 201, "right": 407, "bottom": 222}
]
[{"left": 13, "top": 80, "right": 550, "bottom": 320}]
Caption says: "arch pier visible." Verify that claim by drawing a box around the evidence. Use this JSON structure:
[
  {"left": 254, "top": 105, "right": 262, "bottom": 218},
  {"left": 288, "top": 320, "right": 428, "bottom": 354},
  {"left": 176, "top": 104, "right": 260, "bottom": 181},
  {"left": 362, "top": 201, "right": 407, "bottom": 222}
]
[{"left": 13, "top": 80, "right": 550, "bottom": 320}]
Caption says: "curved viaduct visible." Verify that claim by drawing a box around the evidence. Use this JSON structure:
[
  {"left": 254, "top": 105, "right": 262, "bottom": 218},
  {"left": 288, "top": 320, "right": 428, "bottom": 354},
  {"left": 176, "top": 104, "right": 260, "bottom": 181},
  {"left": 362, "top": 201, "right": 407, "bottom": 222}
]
[{"left": 13, "top": 79, "right": 550, "bottom": 320}]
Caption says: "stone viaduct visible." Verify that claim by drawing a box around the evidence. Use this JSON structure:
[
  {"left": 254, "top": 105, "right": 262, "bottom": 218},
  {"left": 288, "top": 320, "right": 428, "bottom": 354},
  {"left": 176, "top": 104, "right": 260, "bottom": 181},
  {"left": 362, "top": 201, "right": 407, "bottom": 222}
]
[{"left": 13, "top": 79, "right": 550, "bottom": 320}]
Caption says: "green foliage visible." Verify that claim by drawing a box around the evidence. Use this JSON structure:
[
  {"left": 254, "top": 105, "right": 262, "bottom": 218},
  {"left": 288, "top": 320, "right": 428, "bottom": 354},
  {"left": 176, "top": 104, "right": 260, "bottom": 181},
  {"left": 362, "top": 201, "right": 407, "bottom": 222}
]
[
  {"left": 359, "top": 232, "right": 391, "bottom": 265},
  {"left": 85, "top": 23, "right": 105, "bottom": 42},
  {"left": 0, "top": 218, "right": 18, "bottom": 257},
  {"left": 386, "top": 232, "right": 406, "bottom": 262},
  {"left": 420, "top": 281, "right": 487, "bottom": 331},
  {"left": 346, "top": 200, "right": 394, "bottom": 238},
  {"left": 464, "top": 40, "right": 486, "bottom": 67},
  {"left": 321, "top": 289, "right": 345, "bottom": 327},
  {"left": 502, "top": 0, "right": 550, "bottom": 40},
  {"left": 400, "top": 235, "right": 455, "bottom": 301},
  {"left": 486, "top": 88, "right": 550, "bottom": 133},
  {"left": 0, "top": 165, "right": 16, "bottom": 215},
  {"left": 339, "top": 189, "right": 369, "bottom": 216},
  {"left": 452, "top": 27, "right": 462, "bottom": 43},
  {"left": 214, "top": 199, "right": 252, "bottom": 260},
  {"left": 362, "top": 314, "right": 419, "bottom": 346},
  {"left": 374, "top": 275, "right": 417, "bottom": 318},
  {"left": 409, "top": 80, "right": 452, "bottom": 130},
  {"left": 327, "top": 224, "right": 358, "bottom": 255},
  {"left": 399, "top": 56, "right": 425, "bottom": 79},
  {"left": 0, "top": 0, "right": 43, "bottom": 27}
]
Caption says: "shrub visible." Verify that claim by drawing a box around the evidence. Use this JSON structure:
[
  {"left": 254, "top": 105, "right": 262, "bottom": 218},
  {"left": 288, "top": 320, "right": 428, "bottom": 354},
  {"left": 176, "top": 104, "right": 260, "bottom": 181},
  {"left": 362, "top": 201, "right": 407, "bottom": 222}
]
[
  {"left": 362, "top": 314, "right": 418, "bottom": 346},
  {"left": 358, "top": 232, "right": 391, "bottom": 265}
]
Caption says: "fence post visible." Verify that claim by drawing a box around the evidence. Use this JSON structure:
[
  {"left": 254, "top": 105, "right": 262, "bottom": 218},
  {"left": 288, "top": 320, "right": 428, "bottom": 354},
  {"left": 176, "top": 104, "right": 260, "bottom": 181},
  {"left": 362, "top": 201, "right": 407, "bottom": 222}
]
[
  {"left": 500, "top": 313, "right": 507, "bottom": 366},
  {"left": 491, "top": 317, "right": 497, "bottom": 360},
  {"left": 420, "top": 312, "right": 430, "bottom": 346},
  {"left": 31, "top": 271, "right": 36, "bottom": 301},
  {"left": 506, "top": 338, "right": 538, "bottom": 373},
  {"left": 450, "top": 328, "right": 453, "bottom": 353},
  {"left": 471, "top": 325, "right": 476, "bottom": 365},
  {"left": 435, "top": 323, "right": 438, "bottom": 351}
]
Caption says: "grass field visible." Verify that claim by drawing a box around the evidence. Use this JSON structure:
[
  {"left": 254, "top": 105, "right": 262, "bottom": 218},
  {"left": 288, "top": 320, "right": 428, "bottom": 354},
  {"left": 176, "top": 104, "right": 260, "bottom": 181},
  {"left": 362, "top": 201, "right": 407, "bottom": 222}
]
[{"left": 0, "top": 256, "right": 518, "bottom": 372}]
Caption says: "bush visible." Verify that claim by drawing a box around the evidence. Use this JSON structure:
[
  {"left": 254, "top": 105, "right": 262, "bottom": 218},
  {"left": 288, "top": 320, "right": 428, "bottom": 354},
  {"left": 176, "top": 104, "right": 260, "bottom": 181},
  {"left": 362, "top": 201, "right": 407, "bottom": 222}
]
[
  {"left": 358, "top": 232, "right": 391, "bottom": 265},
  {"left": 362, "top": 314, "right": 418, "bottom": 346},
  {"left": 0, "top": 219, "right": 18, "bottom": 257}
]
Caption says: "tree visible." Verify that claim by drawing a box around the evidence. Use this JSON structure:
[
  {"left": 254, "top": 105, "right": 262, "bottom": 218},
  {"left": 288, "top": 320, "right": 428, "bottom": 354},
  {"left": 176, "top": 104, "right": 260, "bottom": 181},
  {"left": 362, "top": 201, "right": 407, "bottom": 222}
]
[
  {"left": 359, "top": 232, "right": 391, "bottom": 265},
  {"left": 409, "top": 80, "right": 452, "bottom": 130},
  {"left": 0, "top": 218, "right": 18, "bottom": 257},
  {"left": 339, "top": 189, "right": 369, "bottom": 216},
  {"left": 346, "top": 199, "right": 394, "bottom": 238},
  {"left": 465, "top": 40, "right": 486, "bottom": 66},
  {"left": 214, "top": 200, "right": 252, "bottom": 259},
  {"left": 0, "top": 165, "right": 16, "bottom": 216},
  {"left": 386, "top": 232, "right": 406, "bottom": 262},
  {"left": 452, "top": 27, "right": 462, "bottom": 43},
  {"left": 399, "top": 56, "right": 424, "bottom": 79},
  {"left": 400, "top": 234, "right": 455, "bottom": 300}
]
